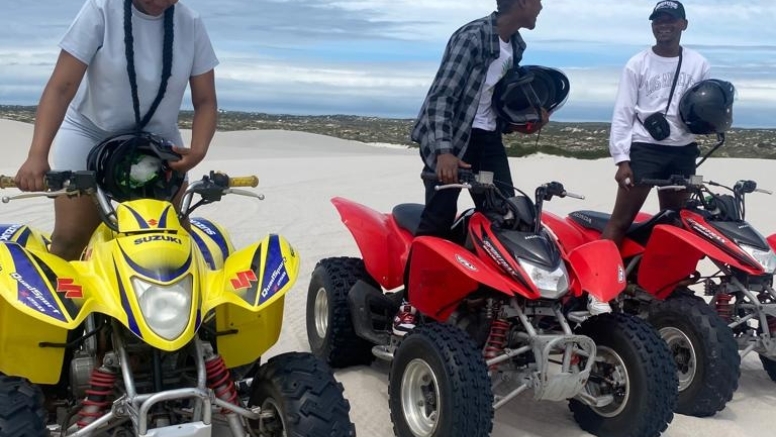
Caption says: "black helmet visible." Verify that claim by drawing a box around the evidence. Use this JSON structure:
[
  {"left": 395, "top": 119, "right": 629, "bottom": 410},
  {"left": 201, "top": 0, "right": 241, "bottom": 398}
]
[
  {"left": 492, "top": 65, "right": 570, "bottom": 127},
  {"left": 87, "top": 131, "right": 184, "bottom": 203},
  {"left": 679, "top": 79, "right": 735, "bottom": 134}
]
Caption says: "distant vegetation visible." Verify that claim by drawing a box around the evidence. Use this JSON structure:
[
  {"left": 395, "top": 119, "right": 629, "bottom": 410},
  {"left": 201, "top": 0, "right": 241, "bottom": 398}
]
[{"left": 3, "top": 105, "right": 775, "bottom": 160}]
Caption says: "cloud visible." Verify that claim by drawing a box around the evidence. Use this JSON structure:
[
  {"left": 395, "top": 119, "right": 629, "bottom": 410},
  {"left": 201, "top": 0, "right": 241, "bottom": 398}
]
[{"left": 1, "top": 0, "right": 774, "bottom": 126}]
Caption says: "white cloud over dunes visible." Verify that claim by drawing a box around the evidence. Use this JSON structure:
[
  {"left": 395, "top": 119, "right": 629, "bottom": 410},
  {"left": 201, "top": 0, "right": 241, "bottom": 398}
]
[{"left": 0, "top": 0, "right": 774, "bottom": 126}]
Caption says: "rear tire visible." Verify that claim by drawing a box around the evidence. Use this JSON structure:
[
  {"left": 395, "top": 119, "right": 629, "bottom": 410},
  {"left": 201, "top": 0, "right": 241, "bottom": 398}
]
[
  {"left": 648, "top": 294, "right": 740, "bottom": 417},
  {"left": 248, "top": 352, "right": 355, "bottom": 437},
  {"left": 760, "top": 354, "right": 776, "bottom": 382},
  {"left": 0, "top": 374, "right": 46, "bottom": 437},
  {"left": 306, "top": 257, "right": 377, "bottom": 368},
  {"left": 388, "top": 323, "right": 493, "bottom": 437},
  {"left": 569, "top": 313, "right": 677, "bottom": 437}
]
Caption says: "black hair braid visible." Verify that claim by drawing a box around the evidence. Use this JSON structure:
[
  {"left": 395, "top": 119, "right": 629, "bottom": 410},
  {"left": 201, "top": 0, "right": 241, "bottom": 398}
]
[
  {"left": 123, "top": 0, "right": 175, "bottom": 130},
  {"left": 124, "top": 0, "right": 141, "bottom": 127},
  {"left": 140, "top": 7, "right": 174, "bottom": 128}
]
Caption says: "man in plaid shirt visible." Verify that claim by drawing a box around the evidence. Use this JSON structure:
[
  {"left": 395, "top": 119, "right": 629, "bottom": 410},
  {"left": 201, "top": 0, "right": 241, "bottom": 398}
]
[{"left": 395, "top": 0, "right": 547, "bottom": 336}]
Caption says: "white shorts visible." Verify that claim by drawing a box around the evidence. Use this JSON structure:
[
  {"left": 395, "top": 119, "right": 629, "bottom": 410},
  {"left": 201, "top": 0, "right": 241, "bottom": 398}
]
[{"left": 51, "top": 108, "right": 185, "bottom": 172}]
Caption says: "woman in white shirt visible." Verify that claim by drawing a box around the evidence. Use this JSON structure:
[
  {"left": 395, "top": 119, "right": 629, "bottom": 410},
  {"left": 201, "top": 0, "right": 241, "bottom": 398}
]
[{"left": 13, "top": 0, "right": 219, "bottom": 261}]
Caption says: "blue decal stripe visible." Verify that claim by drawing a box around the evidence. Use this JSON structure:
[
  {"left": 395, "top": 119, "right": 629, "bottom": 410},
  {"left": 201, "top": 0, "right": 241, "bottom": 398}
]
[
  {"left": 124, "top": 205, "right": 150, "bottom": 229},
  {"left": 115, "top": 261, "right": 142, "bottom": 338},
  {"left": 119, "top": 245, "right": 192, "bottom": 283},
  {"left": 197, "top": 218, "right": 229, "bottom": 261},
  {"left": 158, "top": 205, "right": 173, "bottom": 228},
  {"left": 190, "top": 231, "right": 216, "bottom": 269},
  {"left": 16, "top": 228, "right": 31, "bottom": 246},
  {"left": 7, "top": 243, "right": 66, "bottom": 322},
  {"left": 259, "top": 235, "right": 289, "bottom": 305}
]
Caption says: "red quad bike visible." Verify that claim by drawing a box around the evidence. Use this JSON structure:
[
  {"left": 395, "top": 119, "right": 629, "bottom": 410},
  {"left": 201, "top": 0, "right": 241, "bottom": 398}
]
[
  {"left": 306, "top": 170, "right": 678, "bottom": 437},
  {"left": 542, "top": 165, "right": 776, "bottom": 417}
]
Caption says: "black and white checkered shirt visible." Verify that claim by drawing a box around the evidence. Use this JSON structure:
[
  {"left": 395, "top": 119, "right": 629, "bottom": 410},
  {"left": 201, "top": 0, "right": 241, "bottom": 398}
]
[{"left": 411, "top": 12, "right": 526, "bottom": 170}]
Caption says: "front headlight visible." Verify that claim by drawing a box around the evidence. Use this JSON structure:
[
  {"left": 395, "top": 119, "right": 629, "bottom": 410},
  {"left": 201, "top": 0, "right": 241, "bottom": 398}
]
[
  {"left": 739, "top": 244, "right": 776, "bottom": 274},
  {"left": 517, "top": 259, "right": 570, "bottom": 299},
  {"left": 133, "top": 275, "right": 193, "bottom": 340}
]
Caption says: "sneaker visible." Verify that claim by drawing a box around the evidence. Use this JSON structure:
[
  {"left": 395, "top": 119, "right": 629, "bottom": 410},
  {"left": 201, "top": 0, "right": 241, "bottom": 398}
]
[
  {"left": 587, "top": 295, "right": 612, "bottom": 316},
  {"left": 393, "top": 301, "right": 417, "bottom": 337}
]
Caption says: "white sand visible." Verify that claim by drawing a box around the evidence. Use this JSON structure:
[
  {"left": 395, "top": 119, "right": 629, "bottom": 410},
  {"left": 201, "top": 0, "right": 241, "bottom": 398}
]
[{"left": 1, "top": 118, "right": 774, "bottom": 436}]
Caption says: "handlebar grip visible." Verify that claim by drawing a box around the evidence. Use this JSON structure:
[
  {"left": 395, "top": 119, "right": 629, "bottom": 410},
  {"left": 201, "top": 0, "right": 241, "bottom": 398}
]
[
  {"left": 228, "top": 176, "right": 259, "bottom": 188},
  {"left": 420, "top": 171, "right": 438, "bottom": 181},
  {"left": 0, "top": 176, "right": 16, "bottom": 189},
  {"left": 640, "top": 178, "right": 671, "bottom": 186}
]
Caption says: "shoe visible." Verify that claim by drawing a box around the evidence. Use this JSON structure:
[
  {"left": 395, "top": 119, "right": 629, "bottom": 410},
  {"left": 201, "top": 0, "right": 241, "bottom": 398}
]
[
  {"left": 392, "top": 301, "right": 417, "bottom": 337},
  {"left": 587, "top": 295, "right": 612, "bottom": 316}
]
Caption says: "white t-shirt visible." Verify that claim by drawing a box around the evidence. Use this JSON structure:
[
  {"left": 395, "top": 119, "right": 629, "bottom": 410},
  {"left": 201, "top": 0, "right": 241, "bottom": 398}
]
[
  {"left": 609, "top": 47, "right": 711, "bottom": 164},
  {"left": 472, "top": 38, "right": 513, "bottom": 132},
  {"left": 60, "top": 0, "right": 219, "bottom": 143}
]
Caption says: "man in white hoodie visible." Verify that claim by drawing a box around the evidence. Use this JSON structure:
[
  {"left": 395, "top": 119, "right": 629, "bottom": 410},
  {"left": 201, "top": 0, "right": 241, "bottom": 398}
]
[{"left": 591, "top": 0, "right": 710, "bottom": 314}]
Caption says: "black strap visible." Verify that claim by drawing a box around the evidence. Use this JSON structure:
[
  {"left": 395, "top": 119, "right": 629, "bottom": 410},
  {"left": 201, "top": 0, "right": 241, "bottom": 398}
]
[
  {"left": 123, "top": 0, "right": 174, "bottom": 131},
  {"left": 663, "top": 48, "right": 683, "bottom": 115}
]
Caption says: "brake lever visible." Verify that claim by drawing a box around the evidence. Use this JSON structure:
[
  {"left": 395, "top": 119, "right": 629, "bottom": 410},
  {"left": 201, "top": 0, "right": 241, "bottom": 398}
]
[
  {"left": 224, "top": 188, "right": 265, "bottom": 200},
  {"left": 756, "top": 188, "right": 773, "bottom": 195},
  {"left": 563, "top": 191, "right": 585, "bottom": 200},
  {"left": 434, "top": 183, "right": 473, "bottom": 191},
  {"left": 2, "top": 189, "right": 71, "bottom": 203},
  {"left": 656, "top": 185, "right": 688, "bottom": 192}
]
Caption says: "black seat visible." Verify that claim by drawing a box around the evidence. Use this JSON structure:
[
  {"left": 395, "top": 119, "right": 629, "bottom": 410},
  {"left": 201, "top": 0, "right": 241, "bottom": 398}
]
[
  {"left": 393, "top": 203, "right": 425, "bottom": 235},
  {"left": 568, "top": 210, "right": 679, "bottom": 246}
]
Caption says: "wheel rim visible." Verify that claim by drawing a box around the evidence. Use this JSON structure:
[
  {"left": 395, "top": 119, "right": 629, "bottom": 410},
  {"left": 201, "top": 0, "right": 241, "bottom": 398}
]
[
  {"left": 258, "top": 397, "right": 288, "bottom": 437},
  {"left": 659, "top": 326, "right": 697, "bottom": 391},
  {"left": 589, "top": 346, "right": 631, "bottom": 418},
  {"left": 401, "top": 358, "right": 441, "bottom": 436},
  {"left": 314, "top": 287, "right": 329, "bottom": 339}
]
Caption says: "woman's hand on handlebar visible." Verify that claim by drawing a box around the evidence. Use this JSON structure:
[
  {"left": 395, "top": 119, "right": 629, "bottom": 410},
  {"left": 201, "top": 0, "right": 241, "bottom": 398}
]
[{"left": 14, "top": 156, "right": 50, "bottom": 192}]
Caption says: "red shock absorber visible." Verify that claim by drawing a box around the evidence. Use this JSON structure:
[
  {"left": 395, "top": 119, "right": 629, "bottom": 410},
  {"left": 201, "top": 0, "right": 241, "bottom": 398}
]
[
  {"left": 205, "top": 354, "right": 239, "bottom": 411},
  {"left": 76, "top": 367, "right": 117, "bottom": 428},
  {"left": 715, "top": 293, "right": 734, "bottom": 323},
  {"left": 484, "top": 318, "right": 510, "bottom": 368}
]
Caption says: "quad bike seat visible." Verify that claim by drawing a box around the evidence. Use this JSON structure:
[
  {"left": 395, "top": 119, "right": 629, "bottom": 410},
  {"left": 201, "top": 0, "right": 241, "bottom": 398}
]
[
  {"left": 392, "top": 203, "right": 425, "bottom": 235},
  {"left": 568, "top": 210, "right": 679, "bottom": 246}
]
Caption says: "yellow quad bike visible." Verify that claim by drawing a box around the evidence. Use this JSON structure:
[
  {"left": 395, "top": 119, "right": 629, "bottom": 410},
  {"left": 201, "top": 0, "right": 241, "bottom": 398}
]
[{"left": 0, "top": 170, "right": 355, "bottom": 437}]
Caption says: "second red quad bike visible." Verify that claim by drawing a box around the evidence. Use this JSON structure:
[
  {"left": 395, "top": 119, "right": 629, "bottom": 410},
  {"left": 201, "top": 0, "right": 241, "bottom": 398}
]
[{"left": 306, "top": 170, "right": 678, "bottom": 437}]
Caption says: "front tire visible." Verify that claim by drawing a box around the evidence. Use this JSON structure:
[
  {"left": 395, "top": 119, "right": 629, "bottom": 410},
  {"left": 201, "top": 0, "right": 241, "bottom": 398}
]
[
  {"left": 570, "top": 313, "right": 677, "bottom": 437},
  {"left": 0, "top": 374, "right": 46, "bottom": 437},
  {"left": 388, "top": 323, "right": 493, "bottom": 437},
  {"left": 306, "top": 257, "right": 376, "bottom": 368},
  {"left": 248, "top": 352, "right": 355, "bottom": 437},
  {"left": 648, "top": 294, "right": 740, "bottom": 416}
]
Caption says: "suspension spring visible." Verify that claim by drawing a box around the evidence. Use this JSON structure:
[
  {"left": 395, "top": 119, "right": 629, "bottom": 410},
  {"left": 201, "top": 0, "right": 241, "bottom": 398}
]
[
  {"left": 76, "top": 367, "right": 117, "bottom": 428},
  {"left": 715, "top": 293, "right": 734, "bottom": 323},
  {"left": 205, "top": 354, "right": 239, "bottom": 411},
  {"left": 484, "top": 318, "right": 510, "bottom": 367}
]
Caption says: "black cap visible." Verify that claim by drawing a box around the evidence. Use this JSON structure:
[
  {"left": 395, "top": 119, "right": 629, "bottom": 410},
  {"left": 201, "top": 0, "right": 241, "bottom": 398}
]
[{"left": 649, "top": 1, "right": 686, "bottom": 20}]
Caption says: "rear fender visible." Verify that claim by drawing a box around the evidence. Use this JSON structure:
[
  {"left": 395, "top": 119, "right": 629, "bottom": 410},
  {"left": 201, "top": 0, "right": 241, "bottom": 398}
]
[
  {"left": 566, "top": 240, "right": 626, "bottom": 302},
  {"left": 407, "top": 237, "right": 521, "bottom": 322},
  {"left": 638, "top": 225, "right": 761, "bottom": 299},
  {"left": 331, "top": 197, "right": 410, "bottom": 289},
  {"left": 0, "top": 243, "right": 111, "bottom": 384},
  {"left": 206, "top": 234, "right": 299, "bottom": 367},
  {"left": 190, "top": 217, "right": 235, "bottom": 270}
]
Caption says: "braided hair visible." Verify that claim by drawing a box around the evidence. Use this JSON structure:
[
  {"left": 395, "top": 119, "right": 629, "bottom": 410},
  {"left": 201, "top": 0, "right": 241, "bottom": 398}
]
[{"left": 123, "top": 0, "right": 175, "bottom": 130}]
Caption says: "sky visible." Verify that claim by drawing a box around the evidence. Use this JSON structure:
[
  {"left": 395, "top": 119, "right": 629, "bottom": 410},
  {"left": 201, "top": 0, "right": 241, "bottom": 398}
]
[{"left": 1, "top": 0, "right": 775, "bottom": 127}]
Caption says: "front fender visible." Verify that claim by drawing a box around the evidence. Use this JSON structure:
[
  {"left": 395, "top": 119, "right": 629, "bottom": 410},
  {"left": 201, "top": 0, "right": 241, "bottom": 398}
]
[
  {"left": 639, "top": 225, "right": 762, "bottom": 299},
  {"left": 566, "top": 239, "right": 626, "bottom": 302},
  {"left": 407, "top": 237, "right": 526, "bottom": 322},
  {"left": 205, "top": 234, "right": 299, "bottom": 367}
]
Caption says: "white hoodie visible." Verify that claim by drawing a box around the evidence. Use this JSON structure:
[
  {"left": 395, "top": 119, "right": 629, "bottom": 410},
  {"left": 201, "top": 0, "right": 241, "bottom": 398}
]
[{"left": 609, "top": 47, "right": 711, "bottom": 164}]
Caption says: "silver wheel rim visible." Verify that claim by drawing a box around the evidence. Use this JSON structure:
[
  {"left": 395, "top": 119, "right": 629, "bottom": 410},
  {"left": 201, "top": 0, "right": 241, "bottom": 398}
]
[
  {"left": 260, "top": 397, "right": 287, "bottom": 437},
  {"left": 660, "top": 326, "right": 697, "bottom": 391},
  {"left": 401, "top": 358, "right": 441, "bottom": 436},
  {"left": 590, "top": 346, "right": 631, "bottom": 418},
  {"left": 314, "top": 287, "right": 329, "bottom": 339}
]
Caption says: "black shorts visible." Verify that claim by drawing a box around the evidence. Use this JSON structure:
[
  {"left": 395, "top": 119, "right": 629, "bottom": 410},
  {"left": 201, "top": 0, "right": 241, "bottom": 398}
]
[{"left": 629, "top": 142, "right": 699, "bottom": 184}]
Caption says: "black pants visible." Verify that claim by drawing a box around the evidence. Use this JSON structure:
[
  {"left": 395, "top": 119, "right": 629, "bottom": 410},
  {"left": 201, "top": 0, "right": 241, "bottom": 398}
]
[{"left": 416, "top": 128, "right": 514, "bottom": 239}]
